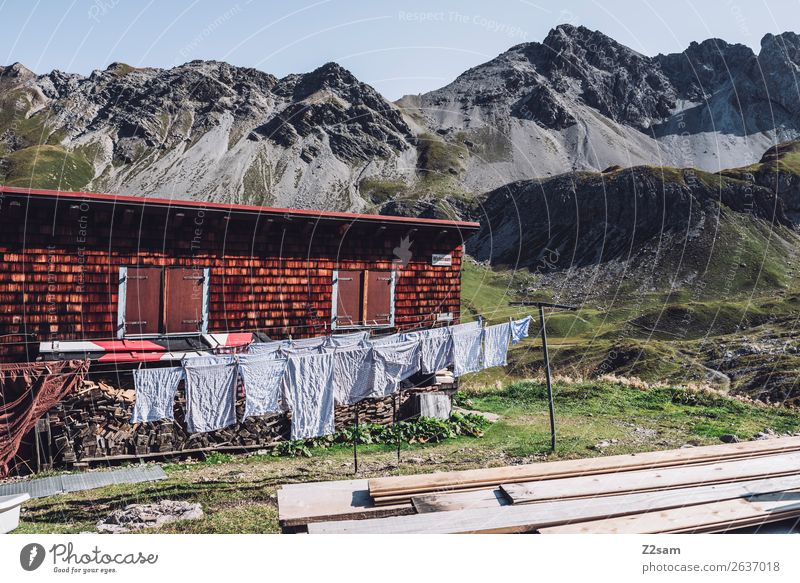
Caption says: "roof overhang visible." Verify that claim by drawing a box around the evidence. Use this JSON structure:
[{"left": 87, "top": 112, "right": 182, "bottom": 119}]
[{"left": 0, "top": 186, "right": 481, "bottom": 232}]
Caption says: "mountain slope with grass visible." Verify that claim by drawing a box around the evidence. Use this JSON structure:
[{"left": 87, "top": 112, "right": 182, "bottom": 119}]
[{"left": 467, "top": 142, "right": 800, "bottom": 302}]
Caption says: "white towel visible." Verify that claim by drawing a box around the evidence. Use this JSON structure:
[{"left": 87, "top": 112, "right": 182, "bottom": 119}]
[
  {"left": 131, "top": 366, "right": 184, "bottom": 423},
  {"left": 289, "top": 336, "right": 328, "bottom": 350},
  {"left": 183, "top": 363, "right": 238, "bottom": 433},
  {"left": 327, "top": 331, "right": 369, "bottom": 348},
  {"left": 283, "top": 352, "right": 336, "bottom": 440},
  {"left": 451, "top": 322, "right": 484, "bottom": 377},
  {"left": 370, "top": 332, "right": 405, "bottom": 346},
  {"left": 370, "top": 339, "right": 421, "bottom": 398},
  {"left": 416, "top": 327, "right": 454, "bottom": 374},
  {"left": 328, "top": 345, "right": 375, "bottom": 405},
  {"left": 248, "top": 340, "right": 289, "bottom": 358},
  {"left": 182, "top": 354, "right": 236, "bottom": 366},
  {"left": 239, "top": 356, "right": 288, "bottom": 419},
  {"left": 511, "top": 315, "right": 533, "bottom": 345},
  {"left": 483, "top": 323, "right": 512, "bottom": 368}
]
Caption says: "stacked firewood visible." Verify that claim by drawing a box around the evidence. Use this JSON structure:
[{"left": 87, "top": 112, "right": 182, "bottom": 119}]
[{"left": 45, "top": 374, "right": 455, "bottom": 466}]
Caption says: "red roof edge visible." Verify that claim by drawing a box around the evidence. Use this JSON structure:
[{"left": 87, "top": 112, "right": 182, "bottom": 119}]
[{"left": 0, "top": 185, "right": 481, "bottom": 230}]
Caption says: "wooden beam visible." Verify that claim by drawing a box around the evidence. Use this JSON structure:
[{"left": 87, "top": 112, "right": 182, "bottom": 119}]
[
  {"left": 308, "top": 474, "right": 800, "bottom": 534},
  {"left": 502, "top": 451, "right": 800, "bottom": 504},
  {"left": 539, "top": 491, "right": 800, "bottom": 534},
  {"left": 368, "top": 436, "right": 800, "bottom": 504},
  {"left": 412, "top": 488, "right": 510, "bottom": 514},
  {"left": 277, "top": 479, "right": 414, "bottom": 529}
]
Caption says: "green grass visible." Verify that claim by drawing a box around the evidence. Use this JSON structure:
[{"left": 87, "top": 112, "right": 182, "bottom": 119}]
[
  {"left": 1, "top": 144, "right": 94, "bottom": 190},
  {"left": 12, "top": 377, "right": 799, "bottom": 534},
  {"left": 416, "top": 133, "right": 466, "bottom": 178},
  {"left": 358, "top": 177, "right": 407, "bottom": 204}
]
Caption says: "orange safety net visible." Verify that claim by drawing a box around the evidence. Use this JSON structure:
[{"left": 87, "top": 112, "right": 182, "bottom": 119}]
[{"left": 0, "top": 360, "right": 89, "bottom": 478}]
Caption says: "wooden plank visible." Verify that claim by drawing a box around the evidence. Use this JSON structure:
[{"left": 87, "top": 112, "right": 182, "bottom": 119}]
[
  {"left": 369, "top": 436, "right": 800, "bottom": 503},
  {"left": 277, "top": 479, "right": 414, "bottom": 528},
  {"left": 539, "top": 491, "right": 800, "bottom": 534},
  {"left": 412, "top": 488, "right": 509, "bottom": 514},
  {"left": 502, "top": 451, "right": 800, "bottom": 503},
  {"left": 308, "top": 474, "right": 800, "bottom": 534}
]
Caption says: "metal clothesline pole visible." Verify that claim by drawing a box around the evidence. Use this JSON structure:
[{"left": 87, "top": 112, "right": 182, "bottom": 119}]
[{"left": 510, "top": 301, "right": 577, "bottom": 452}]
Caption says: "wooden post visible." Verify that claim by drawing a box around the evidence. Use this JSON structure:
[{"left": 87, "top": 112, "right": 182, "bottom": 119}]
[
  {"left": 353, "top": 403, "right": 359, "bottom": 474},
  {"left": 539, "top": 304, "right": 557, "bottom": 452}
]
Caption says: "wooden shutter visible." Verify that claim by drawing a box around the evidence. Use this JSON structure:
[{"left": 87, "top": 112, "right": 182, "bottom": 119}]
[
  {"left": 365, "top": 271, "right": 393, "bottom": 326},
  {"left": 124, "top": 267, "right": 162, "bottom": 336},
  {"left": 334, "top": 270, "right": 363, "bottom": 327},
  {"left": 164, "top": 268, "right": 206, "bottom": 334}
]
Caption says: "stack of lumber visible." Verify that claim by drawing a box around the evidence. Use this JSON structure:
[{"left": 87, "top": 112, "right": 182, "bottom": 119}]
[
  {"left": 44, "top": 377, "right": 450, "bottom": 467},
  {"left": 274, "top": 436, "right": 800, "bottom": 534}
]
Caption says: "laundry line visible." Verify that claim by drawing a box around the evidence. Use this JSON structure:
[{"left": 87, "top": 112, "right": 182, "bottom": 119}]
[{"left": 132, "top": 316, "right": 534, "bottom": 441}]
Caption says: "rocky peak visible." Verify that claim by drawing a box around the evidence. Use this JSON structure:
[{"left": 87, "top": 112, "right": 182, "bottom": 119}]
[
  {"left": 758, "top": 32, "right": 800, "bottom": 113},
  {"left": 655, "top": 39, "right": 755, "bottom": 100},
  {"left": 0, "top": 62, "right": 34, "bottom": 81}
]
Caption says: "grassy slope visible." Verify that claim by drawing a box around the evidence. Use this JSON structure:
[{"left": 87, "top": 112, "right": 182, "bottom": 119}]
[
  {"left": 460, "top": 257, "right": 800, "bottom": 402},
  {"left": 14, "top": 378, "right": 799, "bottom": 534},
  {"left": 1, "top": 145, "right": 94, "bottom": 190}
]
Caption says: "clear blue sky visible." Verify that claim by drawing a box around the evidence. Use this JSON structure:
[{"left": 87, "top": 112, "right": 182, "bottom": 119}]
[{"left": 0, "top": 0, "right": 797, "bottom": 99}]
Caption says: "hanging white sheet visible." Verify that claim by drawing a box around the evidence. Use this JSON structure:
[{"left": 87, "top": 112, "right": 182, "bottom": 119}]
[
  {"left": 131, "top": 366, "right": 184, "bottom": 423},
  {"left": 483, "top": 322, "right": 512, "bottom": 369},
  {"left": 239, "top": 355, "right": 289, "bottom": 419},
  {"left": 451, "top": 321, "right": 484, "bottom": 377},
  {"left": 511, "top": 315, "right": 534, "bottom": 345},
  {"left": 183, "top": 362, "right": 238, "bottom": 433},
  {"left": 370, "top": 338, "right": 421, "bottom": 399},
  {"left": 327, "top": 331, "right": 369, "bottom": 348},
  {"left": 328, "top": 345, "right": 375, "bottom": 405},
  {"left": 283, "top": 352, "right": 336, "bottom": 440},
  {"left": 415, "top": 327, "right": 454, "bottom": 374}
]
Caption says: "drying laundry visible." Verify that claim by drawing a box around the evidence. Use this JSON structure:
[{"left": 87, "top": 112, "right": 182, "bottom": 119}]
[
  {"left": 483, "top": 323, "right": 512, "bottom": 369},
  {"left": 370, "top": 332, "right": 404, "bottom": 346},
  {"left": 451, "top": 321, "right": 484, "bottom": 377},
  {"left": 248, "top": 340, "right": 289, "bottom": 358},
  {"left": 329, "top": 345, "right": 375, "bottom": 405},
  {"left": 182, "top": 354, "right": 237, "bottom": 366},
  {"left": 131, "top": 366, "right": 184, "bottom": 423},
  {"left": 511, "top": 315, "right": 534, "bottom": 345},
  {"left": 288, "top": 336, "right": 328, "bottom": 351},
  {"left": 370, "top": 339, "right": 421, "bottom": 398},
  {"left": 327, "top": 331, "right": 369, "bottom": 348},
  {"left": 239, "top": 356, "right": 289, "bottom": 419},
  {"left": 183, "top": 362, "right": 238, "bottom": 433},
  {"left": 282, "top": 352, "right": 336, "bottom": 440},
  {"left": 416, "top": 327, "right": 454, "bottom": 374}
]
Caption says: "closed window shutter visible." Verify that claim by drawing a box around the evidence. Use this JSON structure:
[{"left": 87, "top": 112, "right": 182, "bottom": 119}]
[
  {"left": 124, "top": 267, "right": 163, "bottom": 336},
  {"left": 164, "top": 268, "right": 206, "bottom": 334},
  {"left": 335, "top": 270, "right": 363, "bottom": 327},
  {"left": 365, "top": 271, "right": 393, "bottom": 326}
]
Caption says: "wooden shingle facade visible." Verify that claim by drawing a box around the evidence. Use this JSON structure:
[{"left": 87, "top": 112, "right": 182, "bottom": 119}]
[{"left": 0, "top": 186, "right": 479, "bottom": 362}]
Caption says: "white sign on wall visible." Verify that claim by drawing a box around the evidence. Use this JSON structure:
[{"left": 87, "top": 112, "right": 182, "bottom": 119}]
[
  {"left": 432, "top": 253, "right": 452, "bottom": 266},
  {"left": 436, "top": 312, "right": 454, "bottom": 322}
]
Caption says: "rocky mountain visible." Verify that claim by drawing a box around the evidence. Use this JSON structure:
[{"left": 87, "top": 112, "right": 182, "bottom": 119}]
[
  {"left": 0, "top": 60, "right": 416, "bottom": 210},
  {"left": 399, "top": 25, "right": 800, "bottom": 195},
  {"left": 467, "top": 141, "right": 800, "bottom": 301},
  {"left": 2, "top": 24, "right": 800, "bottom": 210}
]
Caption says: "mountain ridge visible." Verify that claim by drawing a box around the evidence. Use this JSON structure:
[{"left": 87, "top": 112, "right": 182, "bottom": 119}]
[{"left": 1, "top": 24, "right": 800, "bottom": 212}]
